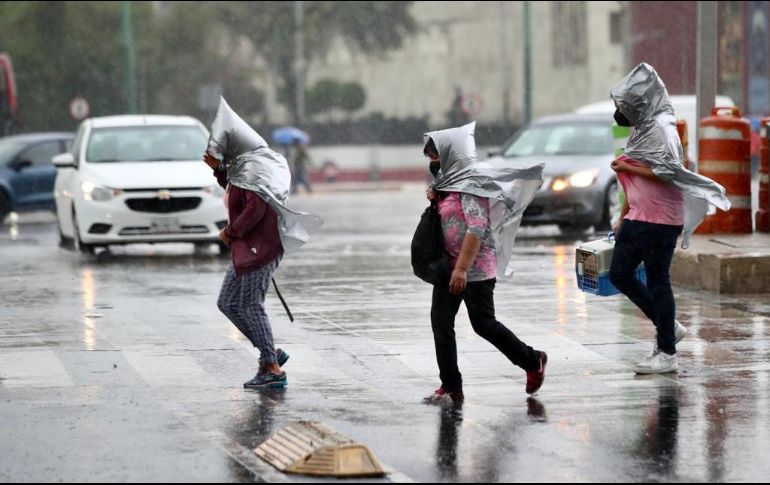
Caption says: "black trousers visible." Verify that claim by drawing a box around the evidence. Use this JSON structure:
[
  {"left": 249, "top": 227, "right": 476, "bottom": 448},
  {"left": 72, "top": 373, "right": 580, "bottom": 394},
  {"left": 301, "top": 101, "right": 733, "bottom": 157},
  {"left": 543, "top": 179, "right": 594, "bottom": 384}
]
[
  {"left": 609, "top": 219, "right": 682, "bottom": 355},
  {"left": 430, "top": 278, "right": 540, "bottom": 392}
]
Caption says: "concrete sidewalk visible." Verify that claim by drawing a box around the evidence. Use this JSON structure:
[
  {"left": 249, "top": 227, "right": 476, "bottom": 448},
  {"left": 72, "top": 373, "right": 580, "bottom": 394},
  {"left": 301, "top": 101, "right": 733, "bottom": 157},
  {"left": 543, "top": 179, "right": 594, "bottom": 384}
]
[{"left": 672, "top": 233, "right": 770, "bottom": 294}]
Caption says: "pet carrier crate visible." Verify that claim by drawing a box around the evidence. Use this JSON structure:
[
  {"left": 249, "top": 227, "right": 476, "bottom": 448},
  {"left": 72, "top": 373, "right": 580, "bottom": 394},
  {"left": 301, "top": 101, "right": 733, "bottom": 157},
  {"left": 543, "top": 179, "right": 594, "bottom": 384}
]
[{"left": 575, "top": 234, "right": 646, "bottom": 296}]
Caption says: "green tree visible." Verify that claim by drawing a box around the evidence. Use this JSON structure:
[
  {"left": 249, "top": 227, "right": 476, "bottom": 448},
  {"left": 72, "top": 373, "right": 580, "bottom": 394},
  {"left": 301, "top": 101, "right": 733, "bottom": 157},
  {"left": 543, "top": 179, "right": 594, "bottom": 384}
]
[
  {"left": 337, "top": 81, "right": 366, "bottom": 116},
  {"left": 219, "top": 1, "right": 415, "bottom": 126},
  {"left": 0, "top": 1, "right": 265, "bottom": 131},
  {"left": 306, "top": 79, "right": 339, "bottom": 117},
  {"left": 305, "top": 79, "right": 366, "bottom": 120},
  {"left": 0, "top": 1, "right": 148, "bottom": 131},
  {"left": 140, "top": 2, "right": 264, "bottom": 124}
]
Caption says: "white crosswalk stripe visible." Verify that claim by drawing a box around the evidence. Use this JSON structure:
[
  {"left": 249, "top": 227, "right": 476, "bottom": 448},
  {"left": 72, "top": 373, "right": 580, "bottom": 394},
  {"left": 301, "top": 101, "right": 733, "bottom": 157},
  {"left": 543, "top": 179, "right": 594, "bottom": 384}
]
[
  {"left": 0, "top": 349, "right": 75, "bottom": 388},
  {"left": 121, "top": 350, "right": 219, "bottom": 388}
]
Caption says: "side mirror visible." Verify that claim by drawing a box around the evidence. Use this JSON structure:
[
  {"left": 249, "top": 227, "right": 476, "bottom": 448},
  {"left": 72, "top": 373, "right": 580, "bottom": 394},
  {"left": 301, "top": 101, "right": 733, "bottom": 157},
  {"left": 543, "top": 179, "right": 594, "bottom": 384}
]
[
  {"left": 11, "top": 160, "right": 32, "bottom": 172},
  {"left": 486, "top": 147, "right": 501, "bottom": 158},
  {"left": 52, "top": 153, "right": 77, "bottom": 169}
]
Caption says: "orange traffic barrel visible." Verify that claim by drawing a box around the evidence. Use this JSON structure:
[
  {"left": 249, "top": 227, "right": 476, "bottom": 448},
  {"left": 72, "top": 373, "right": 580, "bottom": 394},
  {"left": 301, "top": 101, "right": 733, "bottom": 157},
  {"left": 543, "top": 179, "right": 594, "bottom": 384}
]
[
  {"left": 676, "top": 119, "right": 689, "bottom": 170},
  {"left": 757, "top": 118, "right": 770, "bottom": 233},
  {"left": 696, "top": 106, "right": 752, "bottom": 234}
]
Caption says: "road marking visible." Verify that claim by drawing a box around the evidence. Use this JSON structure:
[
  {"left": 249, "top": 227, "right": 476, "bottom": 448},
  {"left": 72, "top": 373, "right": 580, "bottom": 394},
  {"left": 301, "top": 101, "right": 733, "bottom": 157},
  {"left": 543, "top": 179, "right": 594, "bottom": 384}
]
[
  {"left": 0, "top": 349, "right": 74, "bottom": 388},
  {"left": 122, "top": 349, "right": 219, "bottom": 388}
]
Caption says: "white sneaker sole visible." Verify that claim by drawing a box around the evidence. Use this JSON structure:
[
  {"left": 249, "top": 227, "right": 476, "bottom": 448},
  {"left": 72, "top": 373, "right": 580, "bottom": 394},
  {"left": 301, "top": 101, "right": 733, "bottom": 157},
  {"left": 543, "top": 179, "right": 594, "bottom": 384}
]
[
  {"left": 634, "top": 365, "right": 678, "bottom": 375},
  {"left": 675, "top": 320, "right": 688, "bottom": 343}
]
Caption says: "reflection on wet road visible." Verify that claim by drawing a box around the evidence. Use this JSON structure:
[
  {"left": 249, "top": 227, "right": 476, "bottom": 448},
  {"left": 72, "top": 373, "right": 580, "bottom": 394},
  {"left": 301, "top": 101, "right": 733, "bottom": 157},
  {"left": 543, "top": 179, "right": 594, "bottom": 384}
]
[{"left": 1, "top": 187, "right": 769, "bottom": 482}]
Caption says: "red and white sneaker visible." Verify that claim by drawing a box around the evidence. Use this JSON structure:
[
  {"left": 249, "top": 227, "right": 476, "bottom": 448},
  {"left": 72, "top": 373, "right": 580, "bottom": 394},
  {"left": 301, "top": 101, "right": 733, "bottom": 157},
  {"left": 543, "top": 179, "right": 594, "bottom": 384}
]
[
  {"left": 423, "top": 386, "right": 464, "bottom": 404},
  {"left": 526, "top": 352, "right": 548, "bottom": 395}
]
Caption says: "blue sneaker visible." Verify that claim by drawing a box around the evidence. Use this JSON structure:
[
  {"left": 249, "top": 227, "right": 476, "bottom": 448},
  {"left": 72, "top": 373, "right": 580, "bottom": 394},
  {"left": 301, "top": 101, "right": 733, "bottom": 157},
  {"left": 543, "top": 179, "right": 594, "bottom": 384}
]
[
  {"left": 276, "top": 348, "right": 290, "bottom": 367},
  {"left": 244, "top": 371, "right": 287, "bottom": 389}
]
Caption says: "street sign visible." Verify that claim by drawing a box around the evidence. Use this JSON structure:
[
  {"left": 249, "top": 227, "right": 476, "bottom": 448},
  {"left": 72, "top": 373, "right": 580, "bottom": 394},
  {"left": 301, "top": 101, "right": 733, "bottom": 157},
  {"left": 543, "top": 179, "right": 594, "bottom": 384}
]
[
  {"left": 69, "top": 96, "right": 90, "bottom": 121},
  {"left": 460, "top": 93, "right": 483, "bottom": 117}
]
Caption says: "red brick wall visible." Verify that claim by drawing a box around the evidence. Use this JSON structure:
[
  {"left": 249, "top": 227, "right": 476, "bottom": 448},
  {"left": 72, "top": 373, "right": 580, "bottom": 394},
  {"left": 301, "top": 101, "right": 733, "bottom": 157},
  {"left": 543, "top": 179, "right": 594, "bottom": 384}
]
[{"left": 631, "top": 1, "right": 698, "bottom": 94}]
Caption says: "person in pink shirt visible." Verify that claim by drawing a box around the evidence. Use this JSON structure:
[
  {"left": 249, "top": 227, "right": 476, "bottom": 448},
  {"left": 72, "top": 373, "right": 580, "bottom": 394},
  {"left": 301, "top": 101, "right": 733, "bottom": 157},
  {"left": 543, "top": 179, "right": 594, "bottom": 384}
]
[
  {"left": 609, "top": 112, "right": 687, "bottom": 375},
  {"left": 607, "top": 62, "right": 730, "bottom": 375}
]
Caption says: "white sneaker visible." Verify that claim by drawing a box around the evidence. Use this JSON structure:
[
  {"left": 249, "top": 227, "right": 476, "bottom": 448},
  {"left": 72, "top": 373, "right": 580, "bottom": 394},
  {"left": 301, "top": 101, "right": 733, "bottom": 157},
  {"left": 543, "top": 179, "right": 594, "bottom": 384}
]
[
  {"left": 645, "top": 346, "right": 661, "bottom": 360},
  {"left": 647, "top": 320, "right": 688, "bottom": 358},
  {"left": 674, "top": 320, "right": 688, "bottom": 343},
  {"left": 634, "top": 352, "right": 678, "bottom": 374}
]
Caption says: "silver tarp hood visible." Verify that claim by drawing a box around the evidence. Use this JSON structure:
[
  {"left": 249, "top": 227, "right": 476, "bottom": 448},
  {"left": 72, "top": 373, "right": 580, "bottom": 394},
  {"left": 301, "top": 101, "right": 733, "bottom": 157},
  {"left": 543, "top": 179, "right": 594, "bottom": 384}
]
[
  {"left": 610, "top": 63, "right": 731, "bottom": 248},
  {"left": 426, "top": 122, "right": 544, "bottom": 277},
  {"left": 207, "top": 97, "right": 322, "bottom": 252}
]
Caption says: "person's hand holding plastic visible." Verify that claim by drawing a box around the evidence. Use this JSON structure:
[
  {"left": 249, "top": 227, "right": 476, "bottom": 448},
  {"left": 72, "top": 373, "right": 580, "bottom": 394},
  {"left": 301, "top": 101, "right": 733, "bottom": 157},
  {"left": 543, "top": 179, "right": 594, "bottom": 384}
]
[
  {"left": 611, "top": 158, "right": 630, "bottom": 173},
  {"left": 219, "top": 228, "right": 231, "bottom": 246},
  {"left": 203, "top": 152, "right": 220, "bottom": 170}
]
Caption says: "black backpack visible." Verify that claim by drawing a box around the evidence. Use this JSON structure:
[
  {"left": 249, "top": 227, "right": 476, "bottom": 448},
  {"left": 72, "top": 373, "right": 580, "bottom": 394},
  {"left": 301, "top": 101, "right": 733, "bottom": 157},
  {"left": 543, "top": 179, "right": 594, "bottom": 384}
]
[{"left": 411, "top": 200, "right": 451, "bottom": 285}]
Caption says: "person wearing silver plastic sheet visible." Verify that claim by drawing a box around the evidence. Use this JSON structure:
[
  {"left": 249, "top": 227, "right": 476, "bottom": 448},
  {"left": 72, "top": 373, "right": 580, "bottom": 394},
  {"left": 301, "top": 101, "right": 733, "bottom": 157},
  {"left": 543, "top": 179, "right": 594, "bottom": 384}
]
[
  {"left": 608, "top": 63, "right": 730, "bottom": 375},
  {"left": 205, "top": 98, "right": 322, "bottom": 389},
  {"left": 421, "top": 122, "right": 548, "bottom": 404}
]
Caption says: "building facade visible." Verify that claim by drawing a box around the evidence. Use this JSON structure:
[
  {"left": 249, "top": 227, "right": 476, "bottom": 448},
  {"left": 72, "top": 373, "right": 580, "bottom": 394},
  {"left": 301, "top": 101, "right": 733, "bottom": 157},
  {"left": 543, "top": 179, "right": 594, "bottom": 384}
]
[{"left": 261, "top": 1, "right": 626, "bottom": 127}]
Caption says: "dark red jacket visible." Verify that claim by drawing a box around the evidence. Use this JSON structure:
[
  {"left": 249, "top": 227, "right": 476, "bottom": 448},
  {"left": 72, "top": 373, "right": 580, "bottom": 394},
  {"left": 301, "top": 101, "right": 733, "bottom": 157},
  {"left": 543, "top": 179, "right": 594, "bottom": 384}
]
[{"left": 214, "top": 170, "right": 283, "bottom": 276}]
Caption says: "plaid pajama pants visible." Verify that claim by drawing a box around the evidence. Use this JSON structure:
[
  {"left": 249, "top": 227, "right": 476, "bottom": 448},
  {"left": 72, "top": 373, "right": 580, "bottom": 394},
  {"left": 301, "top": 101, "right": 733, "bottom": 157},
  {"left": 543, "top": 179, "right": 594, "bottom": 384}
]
[{"left": 217, "top": 256, "right": 281, "bottom": 365}]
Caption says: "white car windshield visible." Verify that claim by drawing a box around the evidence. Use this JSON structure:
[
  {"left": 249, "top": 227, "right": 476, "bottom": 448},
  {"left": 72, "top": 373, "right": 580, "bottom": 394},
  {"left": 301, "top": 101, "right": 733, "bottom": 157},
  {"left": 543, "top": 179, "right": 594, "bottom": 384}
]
[
  {"left": 503, "top": 122, "right": 614, "bottom": 157},
  {"left": 86, "top": 125, "right": 207, "bottom": 163}
]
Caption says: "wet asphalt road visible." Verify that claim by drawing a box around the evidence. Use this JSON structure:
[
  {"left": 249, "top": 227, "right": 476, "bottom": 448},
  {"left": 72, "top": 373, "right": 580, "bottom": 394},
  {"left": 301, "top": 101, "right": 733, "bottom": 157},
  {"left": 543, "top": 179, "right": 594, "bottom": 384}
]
[{"left": 1, "top": 185, "right": 769, "bottom": 482}]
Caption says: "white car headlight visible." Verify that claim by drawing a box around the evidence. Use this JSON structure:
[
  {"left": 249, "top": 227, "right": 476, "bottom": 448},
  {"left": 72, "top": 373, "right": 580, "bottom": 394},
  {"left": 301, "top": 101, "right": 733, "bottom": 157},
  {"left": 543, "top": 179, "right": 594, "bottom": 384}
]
[
  {"left": 551, "top": 178, "right": 569, "bottom": 192},
  {"left": 204, "top": 184, "right": 226, "bottom": 198},
  {"left": 551, "top": 170, "right": 599, "bottom": 192},
  {"left": 81, "top": 181, "right": 113, "bottom": 202},
  {"left": 568, "top": 170, "right": 599, "bottom": 188}
]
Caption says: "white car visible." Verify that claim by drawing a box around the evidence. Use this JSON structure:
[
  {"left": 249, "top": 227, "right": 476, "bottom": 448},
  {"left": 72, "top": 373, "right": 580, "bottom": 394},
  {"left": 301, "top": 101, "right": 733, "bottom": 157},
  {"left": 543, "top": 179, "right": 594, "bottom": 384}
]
[{"left": 52, "top": 115, "right": 227, "bottom": 254}]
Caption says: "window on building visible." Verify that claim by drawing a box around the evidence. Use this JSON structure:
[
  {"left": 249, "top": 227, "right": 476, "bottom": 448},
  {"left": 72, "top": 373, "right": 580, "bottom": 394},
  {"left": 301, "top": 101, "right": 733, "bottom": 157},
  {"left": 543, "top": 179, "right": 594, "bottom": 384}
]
[
  {"left": 610, "top": 11, "right": 623, "bottom": 45},
  {"left": 551, "top": 2, "right": 588, "bottom": 67}
]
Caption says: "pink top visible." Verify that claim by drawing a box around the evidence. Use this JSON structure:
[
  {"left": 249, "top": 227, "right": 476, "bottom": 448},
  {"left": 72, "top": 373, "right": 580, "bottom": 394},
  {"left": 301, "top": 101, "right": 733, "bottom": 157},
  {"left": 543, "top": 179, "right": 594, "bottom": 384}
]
[
  {"left": 617, "top": 155, "right": 684, "bottom": 226},
  {"left": 437, "top": 192, "right": 497, "bottom": 282}
]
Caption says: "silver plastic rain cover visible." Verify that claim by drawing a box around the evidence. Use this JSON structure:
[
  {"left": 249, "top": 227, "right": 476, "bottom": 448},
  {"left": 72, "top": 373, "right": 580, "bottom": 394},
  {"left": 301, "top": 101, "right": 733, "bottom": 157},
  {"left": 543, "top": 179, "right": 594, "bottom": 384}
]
[
  {"left": 610, "top": 63, "right": 731, "bottom": 248},
  {"left": 206, "top": 97, "right": 322, "bottom": 252},
  {"left": 426, "top": 122, "right": 544, "bottom": 277}
]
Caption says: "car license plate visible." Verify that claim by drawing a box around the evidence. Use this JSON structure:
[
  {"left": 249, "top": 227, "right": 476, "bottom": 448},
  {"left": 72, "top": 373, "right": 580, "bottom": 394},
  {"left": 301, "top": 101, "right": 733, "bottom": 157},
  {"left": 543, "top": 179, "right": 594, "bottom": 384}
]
[{"left": 150, "top": 217, "right": 181, "bottom": 234}]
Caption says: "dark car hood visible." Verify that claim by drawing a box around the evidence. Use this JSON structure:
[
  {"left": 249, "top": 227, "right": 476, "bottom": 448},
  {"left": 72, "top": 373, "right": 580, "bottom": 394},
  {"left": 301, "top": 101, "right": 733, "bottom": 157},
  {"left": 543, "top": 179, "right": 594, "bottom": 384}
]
[{"left": 486, "top": 153, "right": 613, "bottom": 177}]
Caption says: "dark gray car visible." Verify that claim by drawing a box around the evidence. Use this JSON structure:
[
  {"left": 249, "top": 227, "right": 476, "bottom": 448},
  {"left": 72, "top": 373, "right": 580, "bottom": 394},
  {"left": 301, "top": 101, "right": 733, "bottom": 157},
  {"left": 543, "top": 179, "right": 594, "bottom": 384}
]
[{"left": 488, "top": 113, "right": 620, "bottom": 234}]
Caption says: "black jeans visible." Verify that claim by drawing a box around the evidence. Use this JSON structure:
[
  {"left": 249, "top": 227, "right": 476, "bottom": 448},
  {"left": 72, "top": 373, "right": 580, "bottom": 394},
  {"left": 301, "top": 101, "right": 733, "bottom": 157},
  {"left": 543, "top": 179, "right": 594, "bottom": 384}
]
[
  {"left": 431, "top": 278, "right": 541, "bottom": 393},
  {"left": 609, "top": 220, "right": 683, "bottom": 355}
]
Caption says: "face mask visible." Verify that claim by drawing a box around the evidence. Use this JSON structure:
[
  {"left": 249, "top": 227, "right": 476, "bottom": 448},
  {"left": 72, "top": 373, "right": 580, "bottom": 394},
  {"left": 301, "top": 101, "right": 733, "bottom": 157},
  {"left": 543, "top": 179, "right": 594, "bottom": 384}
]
[
  {"left": 614, "top": 109, "right": 632, "bottom": 127},
  {"left": 429, "top": 161, "right": 441, "bottom": 177}
]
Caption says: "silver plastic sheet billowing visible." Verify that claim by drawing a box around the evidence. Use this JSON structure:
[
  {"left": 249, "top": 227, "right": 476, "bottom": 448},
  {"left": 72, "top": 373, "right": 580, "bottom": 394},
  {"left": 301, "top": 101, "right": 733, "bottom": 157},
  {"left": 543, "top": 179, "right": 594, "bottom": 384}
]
[
  {"left": 610, "top": 63, "right": 731, "bottom": 248},
  {"left": 426, "top": 122, "right": 544, "bottom": 277},
  {"left": 207, "top": 97, "right": 322, "bottom": 253}
]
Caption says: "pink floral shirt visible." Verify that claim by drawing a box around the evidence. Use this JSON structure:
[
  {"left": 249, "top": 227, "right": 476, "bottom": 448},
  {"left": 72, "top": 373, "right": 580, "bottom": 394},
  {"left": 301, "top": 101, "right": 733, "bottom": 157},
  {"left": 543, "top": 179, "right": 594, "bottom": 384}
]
[{"left": 437, "top": 192, "right": 497, "bottom": 282}]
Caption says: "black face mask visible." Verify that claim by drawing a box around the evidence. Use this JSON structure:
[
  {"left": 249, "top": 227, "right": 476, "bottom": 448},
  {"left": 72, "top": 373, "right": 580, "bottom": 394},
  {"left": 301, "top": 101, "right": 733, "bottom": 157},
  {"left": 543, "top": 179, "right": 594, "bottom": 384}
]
[
  {"left": 614, "top": 109, "right": 633, "bottom": 127},
  {"left": 429, "top": 161, "right": 441, "bottom": 177}
]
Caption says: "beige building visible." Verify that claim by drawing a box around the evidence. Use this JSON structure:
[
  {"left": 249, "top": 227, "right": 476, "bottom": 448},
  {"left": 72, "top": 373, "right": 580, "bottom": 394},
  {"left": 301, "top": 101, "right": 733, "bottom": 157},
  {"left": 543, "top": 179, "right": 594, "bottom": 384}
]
[{"left": 272, "top": 1, "right": 627, "bottom": 127}]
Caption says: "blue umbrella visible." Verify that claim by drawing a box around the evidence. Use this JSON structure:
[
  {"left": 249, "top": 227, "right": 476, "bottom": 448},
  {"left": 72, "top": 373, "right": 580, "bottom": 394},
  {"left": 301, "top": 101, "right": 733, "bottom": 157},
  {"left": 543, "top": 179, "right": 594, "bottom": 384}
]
[{"left": 272, "top": 126, "right": 310, "bottom": 145}]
